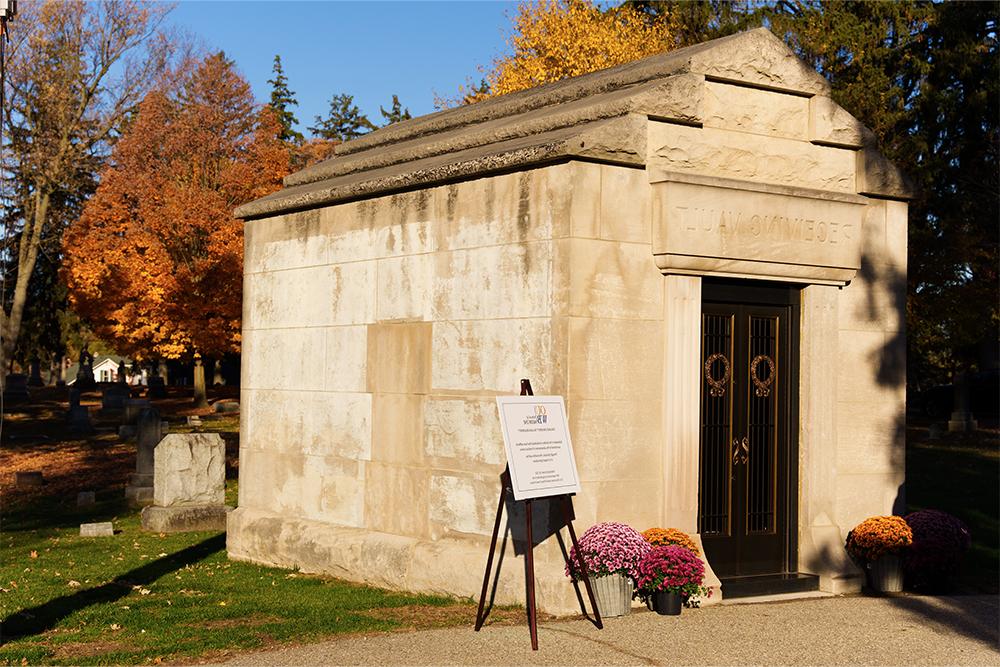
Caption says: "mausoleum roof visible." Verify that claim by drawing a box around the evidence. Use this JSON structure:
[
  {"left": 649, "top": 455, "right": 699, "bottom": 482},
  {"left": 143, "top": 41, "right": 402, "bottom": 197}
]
[{"left": 236, "top": 28, "right": 912, "bottom": 220}]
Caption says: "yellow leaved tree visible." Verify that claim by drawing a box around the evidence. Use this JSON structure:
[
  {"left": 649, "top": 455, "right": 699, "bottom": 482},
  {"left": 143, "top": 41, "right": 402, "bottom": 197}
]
[{"left": 472, "top": 0, "right": 677, "bottom": 101}]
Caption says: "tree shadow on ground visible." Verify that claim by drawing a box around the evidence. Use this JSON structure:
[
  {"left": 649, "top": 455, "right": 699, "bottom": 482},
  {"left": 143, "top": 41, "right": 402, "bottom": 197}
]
[
  {"left": 886, "top": 594, "right": 999, "bottom": 649},
  {"left": 0, "top": 533, "right": 225, "bottom": 644}
]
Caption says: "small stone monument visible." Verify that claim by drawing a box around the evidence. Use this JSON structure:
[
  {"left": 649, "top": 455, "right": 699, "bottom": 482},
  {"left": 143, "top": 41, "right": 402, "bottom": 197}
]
[
  {"left": 140, "top": 433, "right": 231, "bottom": 532},
  {"left": 3, "top": 374, "right": 30, "bottom": 403},
  {"left": 123, "top": 398, "right": 151, "bottom": 425},
  {"left": 77, "top": 491, "right": 96, "bottom": 507},
  {"left": 80, "top": 522, "right": 114, "bottom": 537},
  {"left": 117, "top": 359, "right": 128, "bottom": 384},
  {"left": 15, "top": 471, "right": 44, "bottom": 488},
  {"left": 76, "top": 347, "right": 96, "bottom": 391},
  {"left": 66, "top": 388, "right": 93, "bottom": 434},
  {"left": 28, "top": 359, "right": 45, "bottom": 387},
  {"left": 213, "top": 400, "right": 239, "bottom": 414},
  {"left": 125, "top": 407, "right": 166, "bottom": 507},
  {"left": 146, "top": 375, "right": 167, "bottom": 399},
  {"left": 101, "top": 384, "right": 130, "bottom": 413}
]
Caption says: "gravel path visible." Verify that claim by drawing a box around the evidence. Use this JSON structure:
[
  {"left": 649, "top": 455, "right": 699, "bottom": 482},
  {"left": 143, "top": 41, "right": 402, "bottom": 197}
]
[{"left": 204, "top": 595, "right": 999, "bottom": 666}]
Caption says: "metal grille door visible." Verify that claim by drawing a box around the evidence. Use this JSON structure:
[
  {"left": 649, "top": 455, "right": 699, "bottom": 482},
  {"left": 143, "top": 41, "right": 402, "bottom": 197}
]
[{"left": 698, "top": 299, "right": 792, "bottom": 577}]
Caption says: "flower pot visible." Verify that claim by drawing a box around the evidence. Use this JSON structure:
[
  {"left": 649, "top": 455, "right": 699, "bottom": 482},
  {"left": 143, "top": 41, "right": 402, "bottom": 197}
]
[
  {"left": 651, "top": 590, "right": 683, "bottom": 616},
  {"left": 869, "top": 554, "right": 904, "bottom": 593},
  {"left": 588, "top": 573, "right": 632, "bottom": 617}
]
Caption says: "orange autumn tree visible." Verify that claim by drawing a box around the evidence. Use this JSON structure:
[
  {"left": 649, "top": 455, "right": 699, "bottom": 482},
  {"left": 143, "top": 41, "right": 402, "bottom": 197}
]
[
  {"left": 62, "top": 52, "right": 290, "bottom": 361},
  {"left": 471, "top": 0, "right": 677, "bottom": 101}
]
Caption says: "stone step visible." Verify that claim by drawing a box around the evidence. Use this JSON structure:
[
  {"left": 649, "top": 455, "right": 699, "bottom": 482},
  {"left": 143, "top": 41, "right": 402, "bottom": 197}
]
[{"left": 720, "top": 573, "right": 820, "bottom": 599}]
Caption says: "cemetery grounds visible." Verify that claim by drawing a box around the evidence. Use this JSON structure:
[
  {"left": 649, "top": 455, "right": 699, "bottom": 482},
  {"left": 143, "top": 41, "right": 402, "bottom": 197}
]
[
  {"left": 0, "top": 387, "right": 523, "bottom": 666},
  {"left": 0, "top": 387, "right": 996, "bottom": 665}
]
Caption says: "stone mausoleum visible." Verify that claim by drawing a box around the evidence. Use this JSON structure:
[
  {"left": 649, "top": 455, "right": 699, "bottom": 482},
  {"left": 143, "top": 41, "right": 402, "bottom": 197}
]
[{"left": 228, "top": 28, "right": 912, "bottom": 611}]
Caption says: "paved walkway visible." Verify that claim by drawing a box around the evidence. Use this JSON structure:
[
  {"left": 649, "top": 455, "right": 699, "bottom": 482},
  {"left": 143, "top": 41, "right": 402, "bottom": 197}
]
[{"left": 205, "top": 595, "right": 999, "bottom": 666}]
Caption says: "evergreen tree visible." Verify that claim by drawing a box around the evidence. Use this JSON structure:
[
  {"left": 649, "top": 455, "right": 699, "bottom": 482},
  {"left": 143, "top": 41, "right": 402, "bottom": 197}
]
[
  {"left": 308, "top": 93, "right": 376, "bottom": 142},
  {"left": 267, "top": 55, "right": 304, "bottom": 144},
  {"left": 380, "top": 94, "right": 412, "bottom": 126}
]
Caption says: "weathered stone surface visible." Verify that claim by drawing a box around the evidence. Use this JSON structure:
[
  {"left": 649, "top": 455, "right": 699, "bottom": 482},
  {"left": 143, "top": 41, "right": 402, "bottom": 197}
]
[
  {"left": 76, "top": 491, "right": 96, "bottom": 507},
  {"left": 809, "top": 95, "right": 866, "bottom": 148},
  {"left": 648, "top": 122, "right": 856, "bottom": 194},
  {"left": 80, "top": 522, "right": 114, "bottom": 537},
  {"left": 703, "top": 81, "right": 808, "bottom": 139},
  {"left": 229, "top": 28, "right": 909, "bottom": 614},
  {"left": 153, "top": 433, "right": 225, "bottom": 507},
  {"left": 651, "top": 173, "right": 866, "bottom": 284},
  {"left": 141, "top": 505, "right": 231, "bottom": 533}
]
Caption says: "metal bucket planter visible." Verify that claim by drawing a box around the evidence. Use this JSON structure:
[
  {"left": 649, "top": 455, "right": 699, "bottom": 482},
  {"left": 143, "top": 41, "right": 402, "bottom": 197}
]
[
  {"left": 589, "top": 573, "right": 633, "bottom": 617},
  {"left": 651, "top": 590, "right": 683, "bottom": 616},
  {"left": 869, "top": 554, "right": 904, "bottom": 593}
]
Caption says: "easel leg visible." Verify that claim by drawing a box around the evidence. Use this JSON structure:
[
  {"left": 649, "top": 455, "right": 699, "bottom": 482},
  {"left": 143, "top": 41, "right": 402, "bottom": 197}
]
[
  {"left": 524, "top": 499, "right": 539, "bottom": 650},
  {"left": 564, "top": 498, "right": 603, "bottom": 629},
  {"left": 474, "top": 484, "right": 507, "bottom": 631}
]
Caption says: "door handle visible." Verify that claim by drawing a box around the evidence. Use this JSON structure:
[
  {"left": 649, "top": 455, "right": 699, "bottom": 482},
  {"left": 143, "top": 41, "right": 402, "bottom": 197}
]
[{"left": 731, "top": 436, "right": 749, "bottom": 465}]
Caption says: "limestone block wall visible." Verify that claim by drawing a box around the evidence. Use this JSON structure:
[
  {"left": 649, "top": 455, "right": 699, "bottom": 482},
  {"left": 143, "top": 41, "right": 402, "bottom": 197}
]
[
  {"left": 232, "top": 161, "right": 667, "bottom": 612},
  {"left": 833, "top": 198, "right": 908, "bottom": 527}
]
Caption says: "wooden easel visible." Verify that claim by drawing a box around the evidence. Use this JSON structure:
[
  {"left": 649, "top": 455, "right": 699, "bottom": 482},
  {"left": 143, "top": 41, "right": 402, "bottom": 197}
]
[{"left": 473, "top": 378, "right": 603, "bottom": 650}]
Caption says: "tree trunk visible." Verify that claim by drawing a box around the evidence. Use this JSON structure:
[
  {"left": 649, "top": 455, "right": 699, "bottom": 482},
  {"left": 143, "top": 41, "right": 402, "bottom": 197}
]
[{"left": 0, "top": 191, "right": 50, "bottom": 391}]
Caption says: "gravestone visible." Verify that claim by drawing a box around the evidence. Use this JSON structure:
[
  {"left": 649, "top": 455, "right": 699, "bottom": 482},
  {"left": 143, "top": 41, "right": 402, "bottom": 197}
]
[
  {"left": 3, "top": 374, "right": 30, "bottom": 403},
  {"left": 140, "top": 433, "right": 232, "bottom": 532},
  {"left": 117, "top": 359, "right": 127, "bottom": 384},
  {"left": 80, "top": 522, "right": 114, "bottom": 537},
  {"left": 28, "top": 359, "right": 45, "bottom": 387},
  {"left": 76, "top": 348, "right": 96, "bottom": 391},
  {"left": 122, "top": 398, "right": 151, "bottom": 425},
  {"left": 102, "top": 384, "right": 130, "bottom": 412},
  {"left": 15, "top": 471, "right": 44, "bottom": 488},
  {"left": 213, "top": 400, "right": 239, "bottom": 414},
  {"left": 77, "top": 491, "right": 96, "bottom": 507},
  {"left": 146, "top": 375, "right": 167, "bottom": 399},
  {"left": 66, "top": 388, "right": 93, "bottom": 434},
  {"left": 186, "top": 415, "right": 202, "bottom": 426},
  {"left": 125, "top": 407, "right": 166, "bottom": 507}
]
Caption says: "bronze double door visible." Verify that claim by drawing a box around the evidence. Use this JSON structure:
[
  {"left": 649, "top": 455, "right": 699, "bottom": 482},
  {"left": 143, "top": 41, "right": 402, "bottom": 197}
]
[{"left": 698, "top": 286, "right": 797, "bottom": 578}]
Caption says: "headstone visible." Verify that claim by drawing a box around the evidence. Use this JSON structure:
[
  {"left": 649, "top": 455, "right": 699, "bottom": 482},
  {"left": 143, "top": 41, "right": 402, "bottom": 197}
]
[
  {"left": 193, "top": 354, "right": 208, "bottom": 408},
  {"left": 3, "top": 374, "right": 30, "bottom": 402},
  {"left": 123, "top": 399, "right": 151, "bottom": 425},
  {"left": 140, "top": 433, "right": 232, "bottom": 532},
  {"left": 15, "top": 471, "right": 44, "bottom": 488},
  {"left": 101, "top": 384, "right": 130, "bottom": 411},
  {"left": 186, "top": 415, "right": 202, "bottom": 426},
  {"left": 146, "top": 375, "right": 167, "bottom": 399},
  {"left": 77, "top": 491, "right": 96, "bottom": 507},
  {"left": 947, "top": 371, "right": 978, "bottom": 432},
  {"left": 213, "top": 400, "right": 239, "bottom": 414},
  {"left": 76, "top": 347, "right": 96, "bottom": 391},
  {"left": 28, "top": 359, "right": 44, "bottom": 387},
  {"left": 126, "top": 407, "right": 165, "bottom": 507},
  {"left": 66, "top": 387, "right": 93, "bottom": 434},
  {"left": 80, "top": 522, "right": 114, "bottom": 537},
  {"left": 117, "top": 359, "right": 128, "bottom": 384}
]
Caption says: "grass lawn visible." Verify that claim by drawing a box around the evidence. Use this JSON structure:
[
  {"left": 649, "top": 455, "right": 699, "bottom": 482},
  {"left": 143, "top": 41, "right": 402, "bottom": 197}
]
[
  {"left": 0, "top": 388, "right": 516, "bottom": 666},
  {"left": 905, "top": 420, "right": 999, "bottom": 593}
]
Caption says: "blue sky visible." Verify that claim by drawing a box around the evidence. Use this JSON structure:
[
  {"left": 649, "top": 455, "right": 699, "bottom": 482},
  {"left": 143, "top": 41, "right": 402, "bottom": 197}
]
[{"left": 168, "top": 1, "right": 517, "bottom": 134}]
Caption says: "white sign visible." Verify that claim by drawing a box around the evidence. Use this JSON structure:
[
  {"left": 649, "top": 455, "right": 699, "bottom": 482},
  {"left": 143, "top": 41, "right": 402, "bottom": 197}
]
[{"left": 496, "top": 395, "right": 581, "bottom": 501}]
